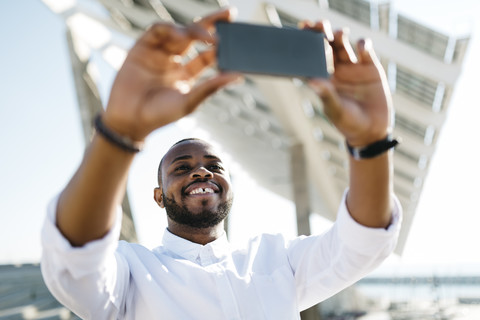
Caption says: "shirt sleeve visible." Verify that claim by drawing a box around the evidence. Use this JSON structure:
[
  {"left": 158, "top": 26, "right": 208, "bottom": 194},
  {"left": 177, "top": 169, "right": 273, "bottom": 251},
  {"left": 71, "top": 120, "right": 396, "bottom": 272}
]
[
  {"left": 40, "top": 195, "right": 129, "bottom": 320},
  {"left": 287, "top": 190, "right": 402, "bottom": 311}
]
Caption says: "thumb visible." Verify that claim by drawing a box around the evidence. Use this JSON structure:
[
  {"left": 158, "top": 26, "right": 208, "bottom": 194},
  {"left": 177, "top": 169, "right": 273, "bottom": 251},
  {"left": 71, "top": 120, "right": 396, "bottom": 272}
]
[{"left": 308, "top": 79, "right": 343, "bottom": 122}]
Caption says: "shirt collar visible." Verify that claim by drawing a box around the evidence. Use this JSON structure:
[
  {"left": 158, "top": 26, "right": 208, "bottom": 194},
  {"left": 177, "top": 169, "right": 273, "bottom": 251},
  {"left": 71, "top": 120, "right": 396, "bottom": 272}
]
[{"left": 160, "top": 229, "right": 230, "bottom": 265}]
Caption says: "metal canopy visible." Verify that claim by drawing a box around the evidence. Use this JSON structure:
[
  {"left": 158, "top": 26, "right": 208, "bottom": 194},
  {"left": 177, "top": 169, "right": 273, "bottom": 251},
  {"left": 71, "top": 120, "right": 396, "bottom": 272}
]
[{"left": 41, "top": 0, "right": 470, "bottom": 255}]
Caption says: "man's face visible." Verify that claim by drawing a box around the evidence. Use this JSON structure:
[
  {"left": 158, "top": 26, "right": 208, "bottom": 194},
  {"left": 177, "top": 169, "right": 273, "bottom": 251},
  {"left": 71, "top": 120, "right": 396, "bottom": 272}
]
[{"left": 156, "top": 140, "right": 234, "bottom": 228}]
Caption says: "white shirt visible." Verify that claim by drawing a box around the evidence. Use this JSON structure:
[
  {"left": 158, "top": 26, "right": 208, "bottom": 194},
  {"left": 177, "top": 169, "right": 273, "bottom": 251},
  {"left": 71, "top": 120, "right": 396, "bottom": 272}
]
[{"left": 41, "top": 192, "right": 402, "bottom": 320}]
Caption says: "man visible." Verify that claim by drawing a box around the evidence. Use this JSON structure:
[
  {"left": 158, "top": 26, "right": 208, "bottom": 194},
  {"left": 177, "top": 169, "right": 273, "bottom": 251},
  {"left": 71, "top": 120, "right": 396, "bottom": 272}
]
[{"left": 41, "top": 7, "right": 402, "bottom": 319}]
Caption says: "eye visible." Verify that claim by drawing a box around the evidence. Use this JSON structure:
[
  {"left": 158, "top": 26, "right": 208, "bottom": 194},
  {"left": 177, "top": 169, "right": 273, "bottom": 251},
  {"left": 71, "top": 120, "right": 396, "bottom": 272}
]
[
  {"left": 208, "top": 164, "right": 223, "bottom": 172},
  {"left": 174, "top": 164, "right": 191, "bottom": 172}
]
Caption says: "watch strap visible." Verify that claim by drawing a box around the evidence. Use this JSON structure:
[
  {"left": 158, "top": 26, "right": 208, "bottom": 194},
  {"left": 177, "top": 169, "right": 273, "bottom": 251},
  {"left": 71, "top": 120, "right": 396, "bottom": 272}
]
[
  {"left": 94, "top": 114, "right": 144, "bottom": 153},
  {"left": 347, "top": 135, "right": 399, "bottom": 160}
]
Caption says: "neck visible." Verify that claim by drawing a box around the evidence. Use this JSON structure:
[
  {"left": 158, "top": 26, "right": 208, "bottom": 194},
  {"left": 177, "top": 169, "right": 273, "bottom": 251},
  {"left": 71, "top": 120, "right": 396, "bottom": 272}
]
[{"left": 167, "top": 220, "right": 225, "bottom": 245}]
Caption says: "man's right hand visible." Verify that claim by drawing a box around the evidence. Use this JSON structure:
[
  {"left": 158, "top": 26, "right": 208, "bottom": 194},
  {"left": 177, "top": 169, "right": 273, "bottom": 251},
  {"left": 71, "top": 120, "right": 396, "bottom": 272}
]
[
  {"left": 55, "top": 8, "right": 241, "bottom": 247},
  {"left": 102, "top": 7, "right": 242, "bottom": 143}
]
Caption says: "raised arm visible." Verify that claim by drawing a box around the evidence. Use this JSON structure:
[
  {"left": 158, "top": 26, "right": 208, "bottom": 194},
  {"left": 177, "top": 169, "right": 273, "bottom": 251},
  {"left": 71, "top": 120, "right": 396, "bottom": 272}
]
[
  {"left": 56, "top": 8, "right": 241, "bottom": 246},
  {"left": 305, "top": 22, "right": 395, "bottom": 228}
]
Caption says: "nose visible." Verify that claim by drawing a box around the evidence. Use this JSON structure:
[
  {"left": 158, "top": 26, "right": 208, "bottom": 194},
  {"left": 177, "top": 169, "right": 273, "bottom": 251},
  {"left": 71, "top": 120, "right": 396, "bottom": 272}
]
[{"left": 191, "top": 166, "right": 213, "bottom": 179}]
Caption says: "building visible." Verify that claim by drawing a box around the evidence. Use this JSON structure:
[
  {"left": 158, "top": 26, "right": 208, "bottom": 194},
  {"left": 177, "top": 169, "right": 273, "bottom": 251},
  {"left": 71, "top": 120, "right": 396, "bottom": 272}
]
[{"left": 41, "top": 0, "right": 470, "bottom": 253}]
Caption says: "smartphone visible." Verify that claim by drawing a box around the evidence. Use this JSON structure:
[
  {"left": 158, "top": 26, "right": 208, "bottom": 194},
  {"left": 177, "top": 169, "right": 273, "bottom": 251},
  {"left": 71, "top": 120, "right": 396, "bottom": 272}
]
[{"left": 216, "top": 21, "right": 330, "bottom": 78}]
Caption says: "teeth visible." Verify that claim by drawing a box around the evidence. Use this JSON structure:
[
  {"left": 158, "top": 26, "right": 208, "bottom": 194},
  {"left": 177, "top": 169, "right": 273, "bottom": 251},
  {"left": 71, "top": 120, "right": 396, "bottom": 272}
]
[{"left": 189, "top": 187, "right": 214, "bottom": 195}]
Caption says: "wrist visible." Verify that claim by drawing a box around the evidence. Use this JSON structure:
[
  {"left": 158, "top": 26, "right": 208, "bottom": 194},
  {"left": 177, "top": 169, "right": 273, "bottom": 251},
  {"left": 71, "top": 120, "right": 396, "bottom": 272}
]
[
  {"left": 345, "top": 129, "right": 391, "bottom": 148},
  {"left": 346, "top": 135, "right": 399, "bottom": 160},
  {"left": 102, "top": 107, "right": 149, "bottom": 141},
  {"left": 94, "top": 113, "right": 145, "bottom": 153}
]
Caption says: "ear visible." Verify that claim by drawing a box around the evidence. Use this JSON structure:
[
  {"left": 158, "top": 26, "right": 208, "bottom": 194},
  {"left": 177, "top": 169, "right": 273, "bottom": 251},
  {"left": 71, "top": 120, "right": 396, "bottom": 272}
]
[{"left": 154, "top": 187, "right": 165, "bottom": 208}]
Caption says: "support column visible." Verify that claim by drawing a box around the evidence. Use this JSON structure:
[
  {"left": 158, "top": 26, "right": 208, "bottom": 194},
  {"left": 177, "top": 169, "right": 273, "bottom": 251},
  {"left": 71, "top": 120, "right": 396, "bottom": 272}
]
[
  {"left": 291, "top": 143, "right": 312, "bottom": 236},
  {"left": 290, "top": 143, "right": 321, "bottom": 320},
  {"left": 66, "top": 28, "right": 137, "bottom": 242}
]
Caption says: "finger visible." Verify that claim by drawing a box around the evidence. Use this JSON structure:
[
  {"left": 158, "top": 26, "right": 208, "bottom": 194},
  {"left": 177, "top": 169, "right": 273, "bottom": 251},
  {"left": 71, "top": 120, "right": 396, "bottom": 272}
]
[
  {"left": 298, "top": 20, "right": 334, "bottom": 42},
  {"left": 181, "top": 7, "right": 237, "bottom": 48},
  {"left": 140, "top": 8, "right": 236, "bottom": 55},
  {"left": 141, "top": 23, "right": 176, "bottom": 46},
  {"left": 333, "top": 80, "right": 365, "bottom": 102},
  {"left": 195, "top": 7, "right": 237, "bottom": 30},
  {"left": 331, "top": 29, "right": 358, "bottom": 64},
  {"left": 192, "top": 7, "right": 237, "bottom": 44},
  {"left": 308, "top": 78, "right": 344, "bottom": 122},
  {"left": 355, "top": 39, "right": 389, "bottom": 83},
  {"left": 333, "top": 64, "right": 380, "bottom": 83},
  {"left": 129, "top": 45, "right": 182, "bottom": 73},
  {"left": 357, "top": 38, "right": 379, "bottom": 65},
  {"left": 186, "top": 72, "right": 243, "bottom": 111},
  {"left": 141, "top": 23, "right": 193, "bottom": 55},
  {"left": 183, "top": 50, "right": 216, "bottom": 79},
  {"left": 185, "top": 24, "right": 216, "bottom": 45}
]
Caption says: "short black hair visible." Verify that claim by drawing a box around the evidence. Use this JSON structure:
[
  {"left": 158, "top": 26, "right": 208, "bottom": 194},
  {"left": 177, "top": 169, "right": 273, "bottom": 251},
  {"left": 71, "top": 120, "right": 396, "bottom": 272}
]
[{"left": 157, "top": 138, "right": 204, "bottom": 186}]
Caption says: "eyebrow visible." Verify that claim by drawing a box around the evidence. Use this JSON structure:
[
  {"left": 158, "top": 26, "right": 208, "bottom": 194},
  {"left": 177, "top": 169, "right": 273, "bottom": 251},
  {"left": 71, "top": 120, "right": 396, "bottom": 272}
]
[
  {"left": 204, "top": 155, "right": 221, "bottom": 162},
  {"left": 170, "top": 155, "right": 192, "bottom": 165},
  {"left": 169, "top": 154, "right": 221, "bottom": 165}
]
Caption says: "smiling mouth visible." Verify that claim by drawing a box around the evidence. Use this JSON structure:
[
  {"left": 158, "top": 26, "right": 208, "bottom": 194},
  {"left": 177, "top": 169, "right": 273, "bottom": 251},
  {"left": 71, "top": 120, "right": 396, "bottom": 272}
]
[
  {"left": 184, "top": 180, "right": 220, "bottom": 197},
  {"left": 188, "top": 187, "right": 215, "bottom": 195}
]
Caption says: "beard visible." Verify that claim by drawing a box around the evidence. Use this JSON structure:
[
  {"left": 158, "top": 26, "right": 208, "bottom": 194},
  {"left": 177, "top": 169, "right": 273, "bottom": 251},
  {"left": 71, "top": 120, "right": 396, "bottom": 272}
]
[{"left": 162, "top": 193, "right": 233, "bottom": 229}]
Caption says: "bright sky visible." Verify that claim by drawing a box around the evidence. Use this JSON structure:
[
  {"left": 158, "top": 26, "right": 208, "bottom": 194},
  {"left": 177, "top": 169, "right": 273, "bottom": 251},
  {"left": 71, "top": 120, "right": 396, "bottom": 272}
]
[{"left": 1, "top": 0, "right": 479, "bottom": 276}]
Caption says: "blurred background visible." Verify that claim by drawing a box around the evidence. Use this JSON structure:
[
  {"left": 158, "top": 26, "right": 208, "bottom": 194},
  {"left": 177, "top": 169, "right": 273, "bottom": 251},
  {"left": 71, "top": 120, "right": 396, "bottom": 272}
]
[{"left": 1, "top": 0, "right": 480, "bottom": 319}]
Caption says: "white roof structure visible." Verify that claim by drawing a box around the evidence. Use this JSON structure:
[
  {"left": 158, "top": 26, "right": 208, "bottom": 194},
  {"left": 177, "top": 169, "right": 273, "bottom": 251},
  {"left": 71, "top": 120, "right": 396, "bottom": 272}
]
[{"left": 41, "top": 0, "right": 470, "bottom": 255}]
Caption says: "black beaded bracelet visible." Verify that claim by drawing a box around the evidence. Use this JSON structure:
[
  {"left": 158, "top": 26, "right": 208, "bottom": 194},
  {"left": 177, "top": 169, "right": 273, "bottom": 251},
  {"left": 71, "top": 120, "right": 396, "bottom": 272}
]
[
  {"left": 347, "top": 135, "right": 399, "bottom": 160},
  {"left": 94, "top": 114, "right": 143, "bottom": 153}
]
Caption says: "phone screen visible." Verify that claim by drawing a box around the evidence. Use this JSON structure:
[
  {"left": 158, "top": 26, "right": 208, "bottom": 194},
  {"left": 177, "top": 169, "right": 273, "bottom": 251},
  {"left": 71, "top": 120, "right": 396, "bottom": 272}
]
[{"left": 216, "top": 22, "right": 330, "bottom": 78}]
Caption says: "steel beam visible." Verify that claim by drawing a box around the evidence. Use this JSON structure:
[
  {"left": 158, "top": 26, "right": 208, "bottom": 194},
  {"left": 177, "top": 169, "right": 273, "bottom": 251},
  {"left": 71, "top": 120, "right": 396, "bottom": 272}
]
[
  {"left": 65, "top": 28, "right": 137, "bottom": 242},
  {"left": 290, "top": 143, "right": 322, "bottom": 320}
]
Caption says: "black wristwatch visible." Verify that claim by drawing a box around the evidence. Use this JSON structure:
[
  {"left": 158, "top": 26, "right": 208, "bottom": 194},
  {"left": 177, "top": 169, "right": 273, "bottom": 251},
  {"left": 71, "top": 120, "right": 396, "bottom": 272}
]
[{"left": 347, "top": 135, "right": 399, "bottom": 160}]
